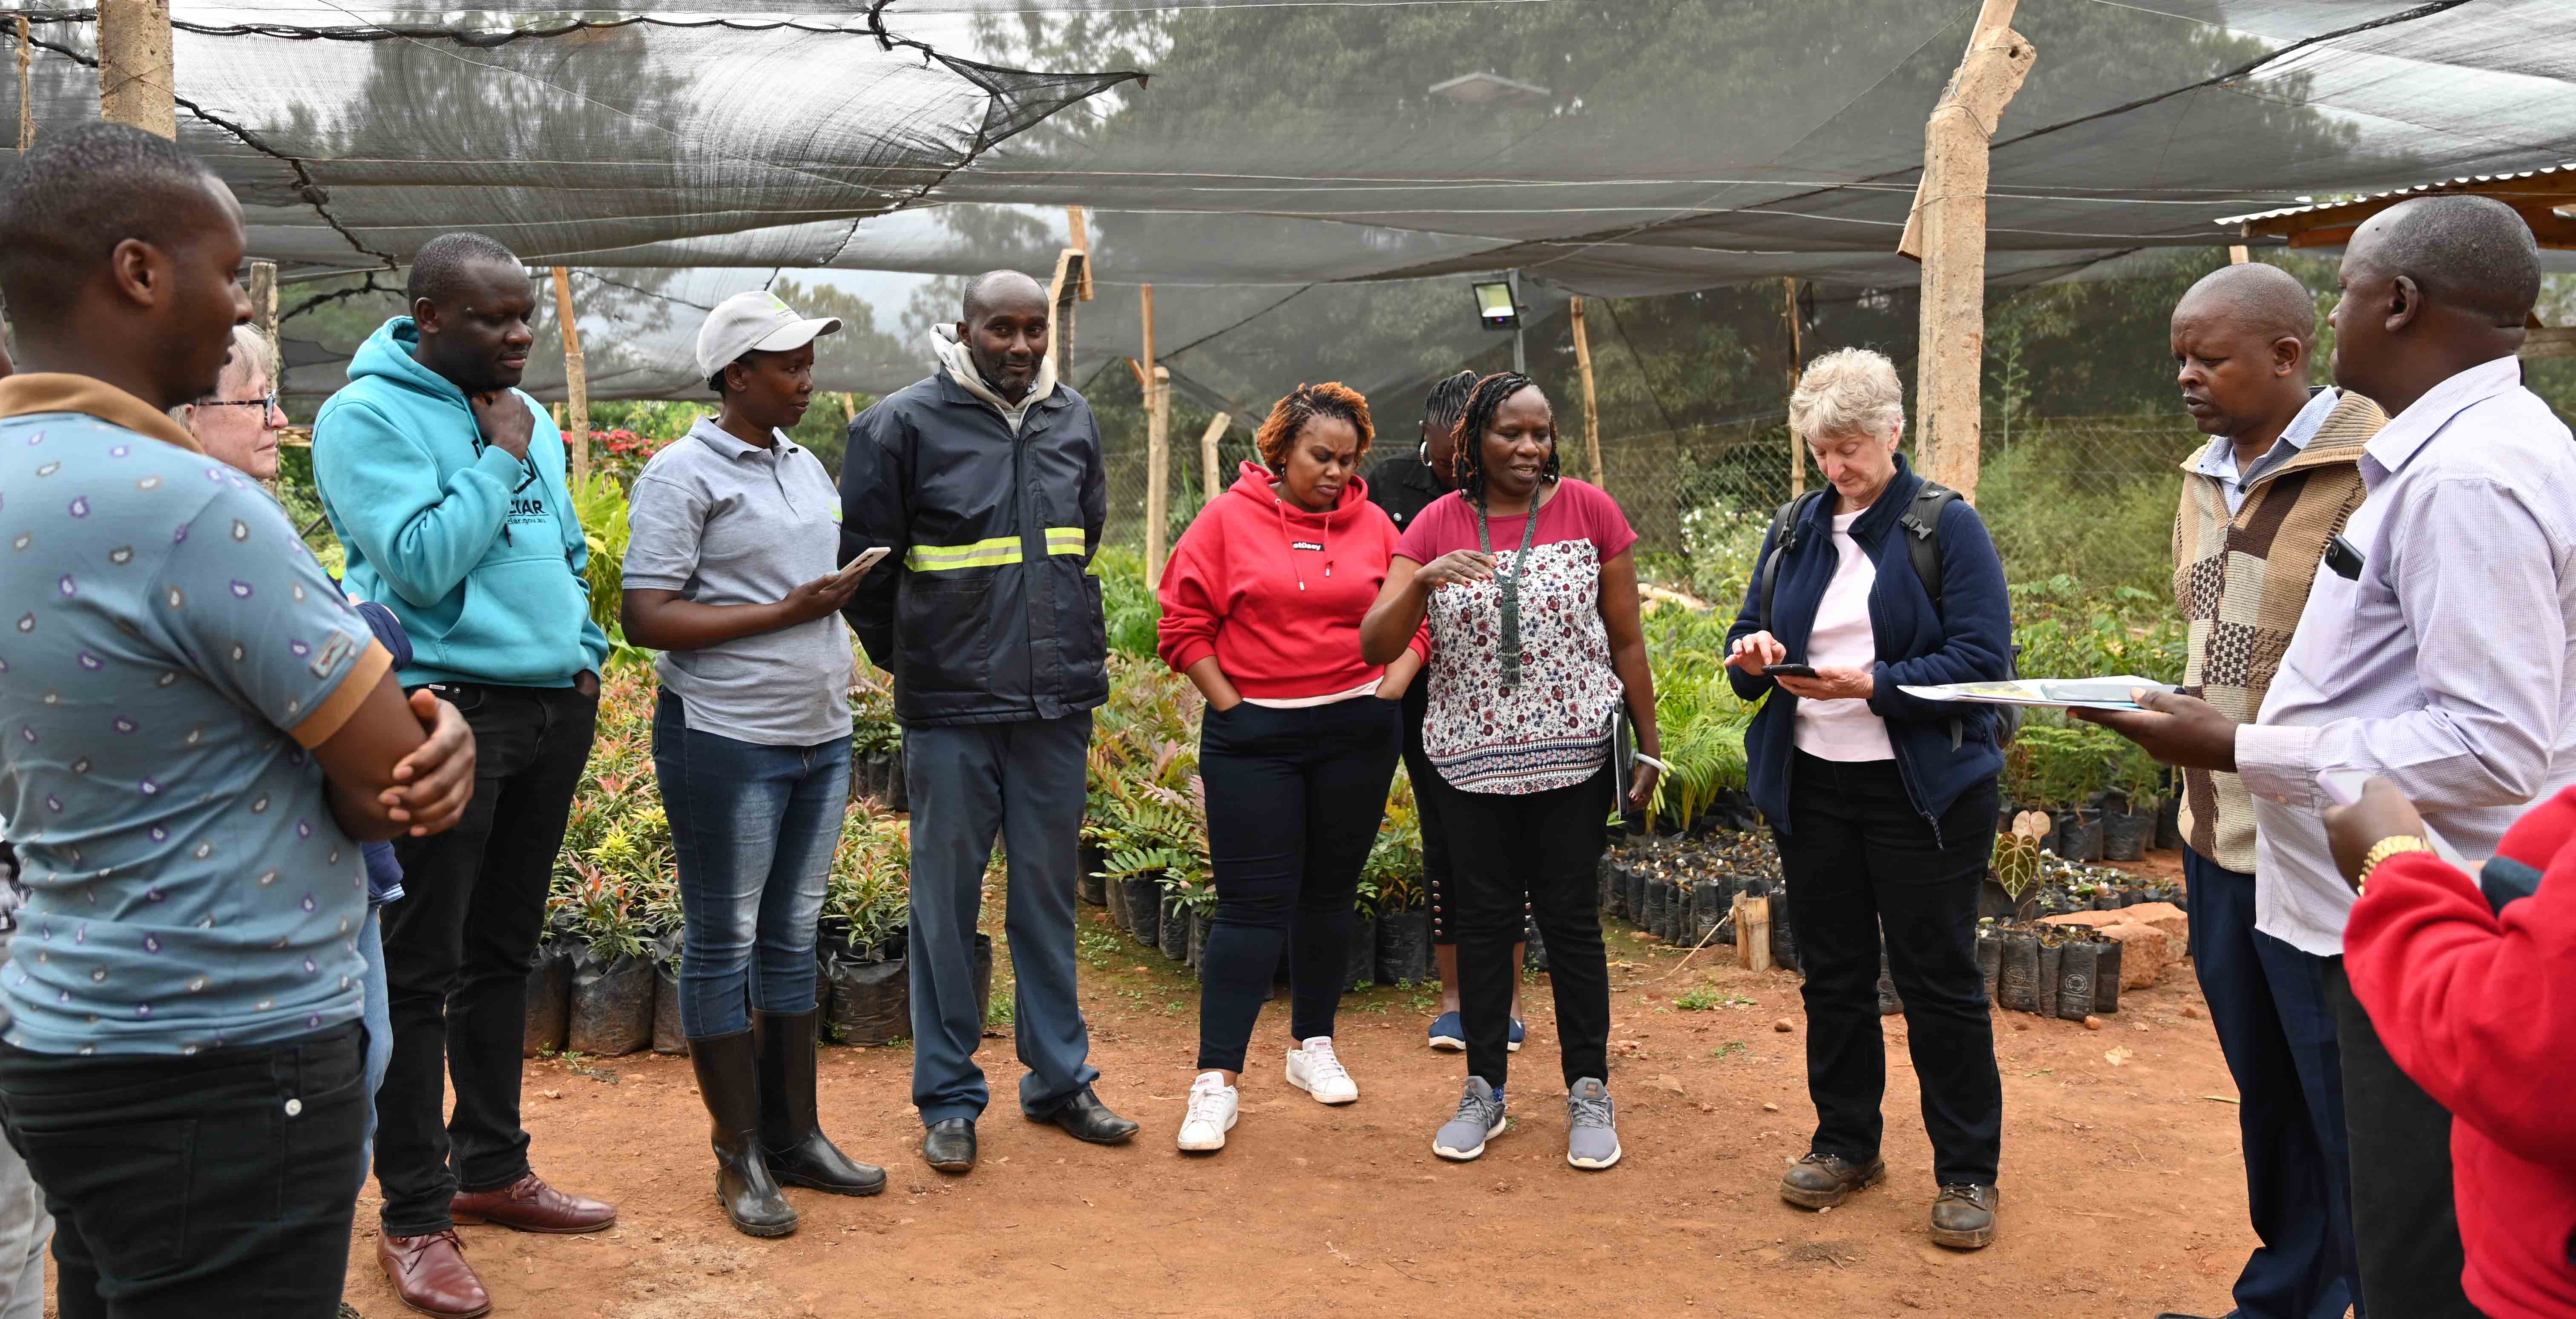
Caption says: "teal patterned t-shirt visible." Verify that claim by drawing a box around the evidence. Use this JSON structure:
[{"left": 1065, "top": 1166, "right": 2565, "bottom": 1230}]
[{"left": 0, "top": 406, "right": 385, "bottom": 1056}]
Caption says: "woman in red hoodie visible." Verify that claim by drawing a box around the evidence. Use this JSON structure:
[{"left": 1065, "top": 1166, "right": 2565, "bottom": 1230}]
[
  {"left": 2326, "top": 777, "right": 2576, "bottom": 1318},
  {"left": 1156, "top": 382, "right": 1425, "bottom": 1155}
]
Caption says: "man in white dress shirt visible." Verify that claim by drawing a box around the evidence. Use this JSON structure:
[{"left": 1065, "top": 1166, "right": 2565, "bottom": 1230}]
[{"left": 2087, "top": 195, "right": 2572, "bottom": 1319}]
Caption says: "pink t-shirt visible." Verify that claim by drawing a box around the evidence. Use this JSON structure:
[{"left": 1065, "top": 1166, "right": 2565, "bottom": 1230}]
[{"left": 1395, "top": 479, "right": 1639, "bottom": 795}]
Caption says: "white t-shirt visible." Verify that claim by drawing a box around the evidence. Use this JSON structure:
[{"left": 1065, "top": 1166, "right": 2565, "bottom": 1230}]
[{"left": 1793, "top": 510, "right": 1895, "bottom": 762}]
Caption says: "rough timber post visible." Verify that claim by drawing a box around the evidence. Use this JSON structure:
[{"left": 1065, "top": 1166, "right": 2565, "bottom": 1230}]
[
  {"left": 1898, "top": 0, "right": 2034, "bottom": 504},
  {"left": 1570, "top": 297, "right": 1604, "bottom": 488},
  {"left": 97, "top": 0, "right": 176, "bottom": 139},
  {"left": 549, "top": 267, "right": 590, "bottom": 488}
]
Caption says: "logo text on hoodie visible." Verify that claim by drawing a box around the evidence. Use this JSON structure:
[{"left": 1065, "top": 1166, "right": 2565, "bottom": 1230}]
[{"left": 1290, "top": 540, "right": 1325, "bottom": 553}]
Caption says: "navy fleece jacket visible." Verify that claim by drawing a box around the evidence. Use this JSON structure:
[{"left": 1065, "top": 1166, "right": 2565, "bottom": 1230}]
[{"left": 1725, "top": 455, "right": 2014, "bottom": 838}]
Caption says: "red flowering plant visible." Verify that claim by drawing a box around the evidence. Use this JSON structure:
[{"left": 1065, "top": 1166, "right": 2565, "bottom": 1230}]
[{"left": 587, "top": 429, "right": 666, "bottom": 487}]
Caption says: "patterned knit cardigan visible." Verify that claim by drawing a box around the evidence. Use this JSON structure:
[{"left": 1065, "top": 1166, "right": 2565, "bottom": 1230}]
[{"left": 2173, "top": 391, "right": 2387, "bottom": 872}]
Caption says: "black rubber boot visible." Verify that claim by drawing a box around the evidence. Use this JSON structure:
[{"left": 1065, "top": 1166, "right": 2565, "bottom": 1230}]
[
  {"left": 690, "top": 1029, "right": 799, "bottom": 1238},
  {"left": 756, "top": 1010, "right": 888, "bottom": 1197}
]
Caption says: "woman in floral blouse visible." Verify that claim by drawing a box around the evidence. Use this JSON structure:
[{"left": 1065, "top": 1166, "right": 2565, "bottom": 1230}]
[{"left": 1360, "top": 371, "right": 1660, "bottom": 1172}]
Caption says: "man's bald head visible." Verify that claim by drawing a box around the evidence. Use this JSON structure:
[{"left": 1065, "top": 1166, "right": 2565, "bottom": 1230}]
[
  {"left": 2348, "top": 195, "right": 2541, "bottom": 328},
  {"left": 961, "top": 270, "right": 1048, "bottom": 323},
  {"left": 2174, "top": 262, "right": 2317, "bottom": 347}
]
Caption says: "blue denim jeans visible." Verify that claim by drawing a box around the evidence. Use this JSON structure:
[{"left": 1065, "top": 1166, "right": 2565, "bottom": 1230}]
[
  {"left": 357, "top": 905, "right": 392, "bottom": 1191},
  {"left": 652, "top": 691, "right": 851, "bottom": 1038}
]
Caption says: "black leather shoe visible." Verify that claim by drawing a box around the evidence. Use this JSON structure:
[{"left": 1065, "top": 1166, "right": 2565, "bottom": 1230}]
[
  {"left": 1030, "top": 1086, "right": 1139, "bottom": 1145},
  {"left": 1780, "top": 1152, "right": 1885, "bottom": 1209},
  {"left": 755, "top": 1010, "right": 888, "bottom": 1197},
  {"left": 922, "top": 1118, "right": 977, "bottom": 1174},
  {"left": 687, "top": 1030, "right": 797, "bottom": 1238},
  {"left": 1930, "top": 1182, "right": 1999, "bottom": 1249}
]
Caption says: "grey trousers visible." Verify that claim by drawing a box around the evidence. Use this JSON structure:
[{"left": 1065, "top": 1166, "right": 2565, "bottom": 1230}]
[
  {"left": 0, "top": 933, "right": 45, "bottom": 1319},
  {"left": 905, "top": 711, "right": 1099, "bottom": 1126}
]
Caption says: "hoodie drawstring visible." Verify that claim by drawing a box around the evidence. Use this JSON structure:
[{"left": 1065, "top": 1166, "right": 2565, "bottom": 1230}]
[{"left": 1274, "top": 493, "right": 1340, "bottom": 591}]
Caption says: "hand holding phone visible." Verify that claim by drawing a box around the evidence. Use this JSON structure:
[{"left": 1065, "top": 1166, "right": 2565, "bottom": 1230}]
[
  {"left": 830, "top": 544, "right": 891, "bottom": 590},
  {"left": 1765, "top": 663, "right": 1819, "bottom": 679},
  {"left": 2318, "top": 768, "right": 2464, "bottom": 865}
]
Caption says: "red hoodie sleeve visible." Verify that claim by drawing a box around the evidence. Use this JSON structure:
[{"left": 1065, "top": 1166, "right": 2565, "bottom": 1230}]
[
  {"left": 1156, "top": 510, "right": 1227, "bottom": 676},
  {"left": 2345, "top": 786, "right": 2576, "bottom": 1175}
]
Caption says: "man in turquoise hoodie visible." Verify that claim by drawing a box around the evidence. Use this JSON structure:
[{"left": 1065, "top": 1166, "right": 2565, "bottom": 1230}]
[{"left": 313, "top": 233, "right": 615, "bottom": 1318}]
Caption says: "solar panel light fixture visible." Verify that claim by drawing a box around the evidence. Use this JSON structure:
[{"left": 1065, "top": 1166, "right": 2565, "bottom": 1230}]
[
  {"left": 1428, "top": 72, "right": 1553, "bottom": 107},
  {"left": 1472, "top": 279, "right": 1521, "bottom": 331}
]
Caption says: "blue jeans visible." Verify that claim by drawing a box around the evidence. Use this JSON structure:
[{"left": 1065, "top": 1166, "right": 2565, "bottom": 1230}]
[
  {"left": 2182, "top": 848, "right": 2361, "bottom": 1319},
  {"left": 357, "top": 906, "right": 392, "bottom": 1191},
  {"left": 652, "top": 691, "right": 850, "bottom": 1038}
]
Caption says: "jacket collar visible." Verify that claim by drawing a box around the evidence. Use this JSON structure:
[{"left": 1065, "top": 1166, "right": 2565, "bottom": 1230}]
[
  {"left": 2175, "top": 387, "right": 2384, "bottom": 486},
  {"left": 0, "top": 372, "right": 204, "bottom": 453},
  {"left": 1800, "top": 451, "right": 1921, "bottom": 548},
  {"left": 684, "top": 414, "right": 796, "bottom": 461},
  {"left": 932, "top": 367, "right": 1066, "bottom": 415}
]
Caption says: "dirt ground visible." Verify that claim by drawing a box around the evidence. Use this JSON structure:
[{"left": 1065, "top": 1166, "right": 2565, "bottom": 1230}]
[{"left": 325, "top": 847, "right": 2269, "bottom": 1319}]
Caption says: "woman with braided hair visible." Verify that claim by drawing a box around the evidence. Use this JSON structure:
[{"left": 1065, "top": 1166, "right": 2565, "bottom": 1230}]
[
  {"left": 1156, "top": 382, "right": 1426, "bottom": 1154},
  {"left": 1361, "top": 372, "right": 1662, "bottom": 1170}
]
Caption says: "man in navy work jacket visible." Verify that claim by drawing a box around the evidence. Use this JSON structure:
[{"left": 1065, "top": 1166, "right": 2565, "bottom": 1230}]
[{"left": 839, "top": 270, "right": 1138, "bottom": 1173}]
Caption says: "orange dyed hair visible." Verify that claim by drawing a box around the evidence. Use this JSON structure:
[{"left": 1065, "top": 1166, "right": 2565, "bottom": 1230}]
[{"left": 1253, "top": 380, "right": 1375, "bottom": 470}]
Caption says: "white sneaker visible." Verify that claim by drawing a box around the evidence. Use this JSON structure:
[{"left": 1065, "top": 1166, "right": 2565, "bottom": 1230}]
[
  {"left": 1285, "top": 1037, "right": 1359, "bottom": 1105},
  {"left": 1176, "top": 1072, "right": 1238, "bottom": 1152}
]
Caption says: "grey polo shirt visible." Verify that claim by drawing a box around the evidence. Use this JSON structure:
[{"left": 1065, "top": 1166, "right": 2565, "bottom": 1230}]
[{"left": 623, "top": 418, "right": 854, "bottom": 747}]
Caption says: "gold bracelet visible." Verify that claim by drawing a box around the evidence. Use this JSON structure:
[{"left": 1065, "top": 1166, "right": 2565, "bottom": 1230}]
[{"left": 2356, "top": 835, "right": 2435, "bottom": 893}]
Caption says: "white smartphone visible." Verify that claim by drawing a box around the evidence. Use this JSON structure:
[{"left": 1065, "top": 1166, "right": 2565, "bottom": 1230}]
[
  {"left": 830, "top": 544, "right": 891, "bottom": 589},
  {"left": 2317, "top": 768, "right": 2467, "bottom": 864}
]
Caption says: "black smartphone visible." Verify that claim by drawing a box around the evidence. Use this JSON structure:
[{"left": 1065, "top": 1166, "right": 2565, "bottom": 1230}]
[
  {"left": 2324, "top": 534, "right": 2364, "bottom": 581},
  {"left": 1767, "top": 663, "right": 1819, "bottom": 679}
]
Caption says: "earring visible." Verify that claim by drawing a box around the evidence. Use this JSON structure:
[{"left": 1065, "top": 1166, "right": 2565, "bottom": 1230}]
[{"left": 1418, "top": 441, "right": 1430, "bottom": 467}]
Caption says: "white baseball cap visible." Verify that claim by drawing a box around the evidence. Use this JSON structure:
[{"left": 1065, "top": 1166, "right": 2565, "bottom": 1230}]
[{"left": 695, "top": 290, "right": 842, "bottom": 380}]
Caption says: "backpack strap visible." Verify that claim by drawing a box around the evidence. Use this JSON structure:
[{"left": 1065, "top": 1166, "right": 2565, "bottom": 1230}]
[
  {"left": 1900, "top": 481, "right": 1961, "bottom": 619},
  {"left": 1756, "top": 490, "right": 1828, "bottom": 632}
]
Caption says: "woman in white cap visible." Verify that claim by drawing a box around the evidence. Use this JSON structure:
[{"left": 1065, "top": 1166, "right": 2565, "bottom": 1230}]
[{"left": 620, "top": 290, "right": 886, "bottom": 1237}]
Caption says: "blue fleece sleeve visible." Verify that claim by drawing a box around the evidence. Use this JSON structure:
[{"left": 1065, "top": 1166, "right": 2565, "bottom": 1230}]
[
  {"left": 1867, "top": 500, "right": 2015, "bottom": 723},
  {"left": 1724, "top": 521, "right": 1782, "bottom": 703},
  {"left": 312, "top": 399, "right": 524, "bottom": 609},
  {"left": 838, "top": 402, "right": 910, "bottom": 672},
  {"left": 353, "top": 600, "right": 414, "bottom": 670}
]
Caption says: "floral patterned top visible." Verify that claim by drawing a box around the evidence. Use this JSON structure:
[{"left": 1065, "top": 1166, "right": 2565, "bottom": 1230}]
[{"left": 1395, "top": 479, "right": 1637, "bottom": 795}]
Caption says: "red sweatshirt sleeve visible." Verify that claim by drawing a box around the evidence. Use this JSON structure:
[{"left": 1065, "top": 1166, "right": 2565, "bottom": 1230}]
[
  {"left": 2345, "top": 787, "right": 2576, "bottom": 1175},
  {"left": 1156, "top": 512, "right": 1226, "bottom": 675}
]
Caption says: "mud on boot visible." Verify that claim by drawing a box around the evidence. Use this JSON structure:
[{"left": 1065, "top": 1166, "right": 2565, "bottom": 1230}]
[{"left": 1779, "top": 1152, "right": 1885, "bottom": 1209}]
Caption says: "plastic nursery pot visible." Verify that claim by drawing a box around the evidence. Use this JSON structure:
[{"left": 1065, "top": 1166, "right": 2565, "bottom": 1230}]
[
  {"left": 1975, "top": 877, "right": 2038, "bottom": 924},
  {"left": 1768, "top": 892, "right": 1802, "bottom": 975},
  {"left": 2091, "top": 935, "right": 2123, "bottom": 1014},
  {"left": 651, "top": 961, "right": 689, "bottom": 1056},
  {"left": 2056, "top": 939, "right": 2099, "bottom": 1022},
  {"left": 1077, "top": 843, "right": 1108, "bottom": 907},
  {"left": 880, "top": 746, "right": 910, "bottom": 813},
  {"left": 1187, "top": 909, "right": 1213, "bottom": 973},
  {"left": 1343, "top": 914, "right": 1378, "bottom": 993},
  {"left": 1104, "top": 867, "right": 1130, "bottom": 929},
  {"left": 1997, "top": 928, "right": 2041, "bottom": 1014},
  {"left": 825, "top": 953, "right": 911, "bottom": 1046},
  {"left": 523, "top": 939, "right": 574, "bottom": 1058},
  {"left": 2155, "top": 796, "right": 2185, "bottom": 852},
  {"left": 567, "top": 949, "right": 656, "bottom": 1057},
  {"left": 2055, "top": 809, "right": 2106, "bottom": 864},
  {"left": 1876, "top": 943, "right": 1902, "bottom": 1016},
  {"left": 1625, "top": 863, "right": 1649, "bottom": 930},
  {"left": 1159, "top": 896, "right": 1190, "bottom": 962},
  {"left": 971, "top": 932, "right": 995, "bottom": 1034},
  {"left": 2102, "top": 808, "right": 2152, "bottom": 862},
  {"left": 1122, "top": 878, "right": 1162, "bottom": 948},
  {"left": 1377, "top": 906, "right": 1433, "bottom": 985},
  {"left": 1976, "top": 925, "right": 2003, "bottom": 1005},
  {"left": 2035, "top": 936, "right": 2064, "bottom": 1021},
  {"left": 1598, "top": 856, "right": 1626, "bottom": 921}
]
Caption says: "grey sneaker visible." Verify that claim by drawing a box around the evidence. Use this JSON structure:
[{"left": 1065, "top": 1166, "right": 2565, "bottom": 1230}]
[
  {"left": 1432, "top": 1077, "right": 1507, "bottom": 1161},
  {"left": 1565, "top": 1077, "right": 1622, "bottom": 1169}
]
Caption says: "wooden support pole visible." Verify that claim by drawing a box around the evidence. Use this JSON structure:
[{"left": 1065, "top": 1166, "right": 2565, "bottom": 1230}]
[
  {"left": 2228, "top": 245, "right": 2251, "bottom": 264},
  {"left": 1570, "top": 297, "right": 1604, "bottom": 489},
  {"left": 1783, "top": 276, "right": 1806, "bottom": 499},
  {"left": 248, "top": 261, "right": 278, "bottom": 391},
  {"left": 1734, "top": 894, "right": 1774, "bottom": 972},
  {"left": 1198, "top": 412, "right": 1230, "bottom": 507},
  {"left": 16, "top": 14, "right": 34, "bottom": 154},
  {"left": 1897, "top": 0, "right": 2034, "bottom": 504},
  {"left": 1066, "top": 205, "right": 1094, "bottom": 301},
  {"left": 97, "top": 0, "right": 176, "bottom": 139},
  {"left": 840, "top": 392, "right": 859, "bottom": 425},
  {"left": 549, "top": 267, "right": 590, "bottom": 488},
  {"left": 1047, "top": 248, "right": 1086, "bottom": 385},
  {"left": 1141, "top": 284, "right": 1171, "bottom": 587}
]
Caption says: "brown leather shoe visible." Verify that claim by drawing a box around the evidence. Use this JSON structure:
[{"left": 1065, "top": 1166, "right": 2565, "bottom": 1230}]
[
  {"left": 377, "top": 1230, "right": 491, "bottom": 1319},
  {"left": 1930, "top": 1182, "right": 2000, "bottom": 1249},
  {"left": 1779, "top": 1152, "right": 1886, "bottom": 1209},
  {"left": 449, "top": 1172, "right": 617, "bottom": 1235}
]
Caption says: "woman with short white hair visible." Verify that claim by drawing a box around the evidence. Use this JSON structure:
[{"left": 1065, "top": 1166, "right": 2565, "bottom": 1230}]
[
  {"left": 1723, "top": 346, "right": 2015, "bottom": 1249},
  {"left": 175, "top": 324, "right": 288, "bottom": 480}
]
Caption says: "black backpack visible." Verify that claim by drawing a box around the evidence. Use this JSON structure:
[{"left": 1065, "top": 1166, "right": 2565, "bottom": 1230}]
[{"left": 1755, "top": 481, "right": 2021, "bottom": 747}]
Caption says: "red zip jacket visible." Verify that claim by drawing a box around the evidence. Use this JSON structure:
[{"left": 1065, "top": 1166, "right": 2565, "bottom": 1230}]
[
  {"left": 2345, "top": 784, "right": 2576, "bottom": 1319},
  {"left": 1157, "top": 461, "right": 1423, "bottom": 700}
]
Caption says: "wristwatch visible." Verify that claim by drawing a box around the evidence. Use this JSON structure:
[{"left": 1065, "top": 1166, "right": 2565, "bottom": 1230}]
[{"left": 2355, "top": 835, "right": 2435, "bottom": 893}]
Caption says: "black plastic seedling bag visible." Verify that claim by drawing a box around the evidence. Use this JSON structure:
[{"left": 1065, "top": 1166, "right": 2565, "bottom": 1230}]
[
  {"left": 1343, "top": 915, "right": 1378, "bottom": 992},
  {"left": 2155, "top": 796, "right": 2185, "bottom": 852},
  {"left": 1123, "top": 878, "right": 1161, "bottom": 947},
  {"left": 1187, "top": 909, "right": 1212, "bottom": 972},
  {"left": 652, "top": 961, "right": 689, "bottom": 1055},
  {"left": 1876, "top": 944, "right": 1902, "bottom": 1016},
  {"left": 568, "top": 949, "right": 656, "bottom": 1057},
  {"left": 523, "top": 940, "right": 574, "bottom": 1058},
  {"left": 2092, "top": 936, "right": 2123, "bottom": 1014},
  {"left": 1525, "top": 921, "right": 1548, "bottom": 973},
  {"left": 1600, "top": 858, "right": 1625, "bottom": 920},
  {"left": 1377, "top": 906, "right": 1432, "bottom": 985},
  {"left": 825, "top": 954, "right": 910, "bottom": 1045},
  {"left": 1077, "top": 842, "right": 1107, "bottom": 907},
  {"left": 1769, "top": 888, "right": 1801, "bottom": 975},
  {"left": 2035, "top": 938, "right": 2063, "bottom": 1020},
  {"left": 2055, "top": 809, "right": 2105, "bottom": 863},
  {"left": 2102, "top": 808, "right": 2152, "bottom": 862},
  {"left": 1159, "top": 896, "right": 1190, "bottom": 962},
  {"left": 1105, "top": 867, "right": 1131, "bottom": 929},
  {"left": 1976, "top": 927, "right": 2002, "bottom": 1005},
  {"left": 1998, "top": 929, "right": 2040, "bottom": 1014},
  {"left": 2056, "top": 939, "right": 2099, "bottom": 1021}
]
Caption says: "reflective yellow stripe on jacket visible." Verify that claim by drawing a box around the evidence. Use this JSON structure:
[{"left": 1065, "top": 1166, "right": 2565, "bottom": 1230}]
[{"left": 908, "top": 528, "right": 1088, "bottom": 573}]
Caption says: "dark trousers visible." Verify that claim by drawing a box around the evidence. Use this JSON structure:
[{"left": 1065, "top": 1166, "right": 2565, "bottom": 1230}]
[
  {"left": 1443, "top": 766, "right": 1615, "bottom": 1090},
  {"left": 905, "top": 711, "right": 1097, "bottom": 1126},
  {"left": 1195, "top": 697, "right": 1402, "bottom": 1072},
  {"left": 0, "top": 1024, "right": 365, "bottom": 1319},
  {"left": 2326, "top": 961, "right": 2481, "bottom": 1317},
  {"left": 378, "top": 683, "right": 598, "bottom": 1235},
  {"left": 1400, "top": 684, "right": 1470, "bottom": 946},
  {"left": 1777, "top": 753, "right": 2001, "bottom": 1187},
  {"left": 2182, "top": 849, "right": 2363, "bottom": 1319}
]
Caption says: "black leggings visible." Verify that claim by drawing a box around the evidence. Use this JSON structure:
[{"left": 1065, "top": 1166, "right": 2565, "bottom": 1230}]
[
  {"left": 1442, "top": 766, "right": 1615, "bottom": 1090},
  {"left": 1194, "top": 697, "right": 1402, "bottom": 1073}
]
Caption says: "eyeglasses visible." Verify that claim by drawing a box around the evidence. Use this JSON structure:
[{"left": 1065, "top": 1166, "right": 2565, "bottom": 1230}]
[{"left": 197, "top": 392, "right": 283, "bottom": 417}]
